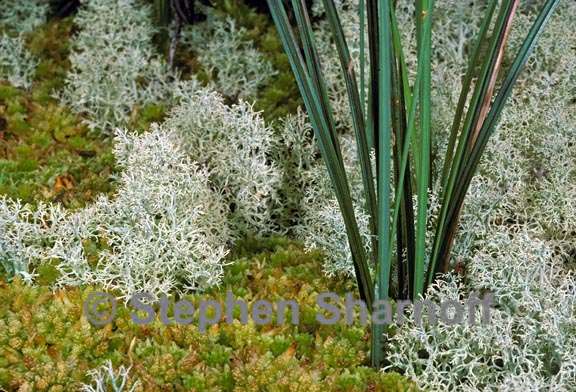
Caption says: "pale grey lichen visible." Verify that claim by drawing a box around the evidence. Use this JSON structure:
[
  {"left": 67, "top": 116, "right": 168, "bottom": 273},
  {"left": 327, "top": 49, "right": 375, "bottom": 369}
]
[
  {"left": 62, "top": 0, "right": 175, "bottom": 133},
  {"left": 82, "top": 360, "right": 139, "bottom": 392},
  {"left": 53, "top": 125, "right": 231, "bottom": 300},
  {"left": 0, "top": 198, "right": 67, "bottom": 283},
  {"left": 270, "top": 109, "right": 319, "bottom": 231},
  {"left": 165, "top": 84, "right": 281, "bottom": 236},
  {"left": 0, "top": 0, "right": 48, "bottom": 33},
  {"left": 0, "top": 34, "right": 38, "bottom": 88},
  {"left": 181, "top": 12, "right": 276, "bottom": 100},
  {"left": 385, "top": 228, "right": 576, "bottom": 391}
]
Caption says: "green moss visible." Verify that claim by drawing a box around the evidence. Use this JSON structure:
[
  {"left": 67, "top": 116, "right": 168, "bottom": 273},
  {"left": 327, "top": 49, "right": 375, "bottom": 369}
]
[
  {"left": 0, "top": 240, "right": 417, "bottom": 391},
  {"left": 128, "top": 103, "right": 168, "bottom": 133},
  {"left": 35, "top": 261, "right": 61, "bottom": 286},
  {"left": 0, "top": 84, "right": 19, "bottom": 100},
  {"left": 0, "top": 82, "right": 116, "bottom": 208},
  {"left": 25, "top": 17, "right": 74, "bottom": 94}
]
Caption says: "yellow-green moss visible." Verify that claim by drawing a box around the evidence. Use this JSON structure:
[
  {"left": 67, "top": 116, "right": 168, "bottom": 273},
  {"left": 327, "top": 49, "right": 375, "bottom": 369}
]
[{"left": 0, "top": 239, "right": 417, "bottom": 391}]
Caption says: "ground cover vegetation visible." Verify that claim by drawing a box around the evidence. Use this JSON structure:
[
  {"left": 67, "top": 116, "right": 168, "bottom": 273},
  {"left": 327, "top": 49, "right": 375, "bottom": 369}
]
[{"left": 0, "top": 0, "right": 574, "bottom": 390}]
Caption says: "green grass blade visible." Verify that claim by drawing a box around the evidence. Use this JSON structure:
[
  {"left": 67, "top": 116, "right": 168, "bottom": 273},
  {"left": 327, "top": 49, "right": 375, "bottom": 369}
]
[
  {"left": 366, "top": 0, "right": 379, "bottom": 152},
  {"left": 375, "top": 0, "right": 393, "bottom": 302},
  {"left": 154, "top": 0, "right": 172, "bottom": 53},
  {"left": 413, "top": 0, "right": 433, "bottom": 297},
  {"left": 290, "top": 0, "right": 342, "bottom": 162},
  {"left": 390, "top": 46, "right": 416, "bottom": 299},
  {"left": 372, "top": 0, "right": 393, "bottom": 368},
  {"left": 390, "top": 5, "right": 412, "bottom": 112},
  {"left": 468, "top": 1, "right": 519, "bottom": 149},
  {"left": 359, "top": 0, "right": 366, "bottom": 121}
]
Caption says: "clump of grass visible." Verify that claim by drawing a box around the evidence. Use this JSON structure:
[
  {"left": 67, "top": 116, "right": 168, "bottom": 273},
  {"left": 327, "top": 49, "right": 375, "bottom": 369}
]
[{"left": 268, "top": 0, "right": 560, "bottom": 368}]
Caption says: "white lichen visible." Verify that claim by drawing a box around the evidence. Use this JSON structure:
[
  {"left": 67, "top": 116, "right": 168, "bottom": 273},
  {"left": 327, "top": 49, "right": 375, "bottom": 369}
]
[
  {"left": 82, "top": 360, "right": 139, "bottom": 392},
  {"left": 0, "top": 34, "right": 38, "bottom": 88},
  {"left": 386, "top": 228, "right": 576, "bottom": 391},
  {"left": 53, "top": 126, "right": 231, "bottom": 300},
  {"left": 182, "top": 13, "right": 276, "bottom": 100},
  {"left": 0, "top": 198, "right": 66, "bottom": 283},
  {"left": 165, "top": 85, "right": 281, "bottom": 236},
  {"left": 62, "top": 0, "right": 175, "bottom": 133},
  {"left": 0, "top": 0, "right": 48, "bottom": 33},
  {"left": 270, "top": 109, "right": 319, "bottom": 230}
]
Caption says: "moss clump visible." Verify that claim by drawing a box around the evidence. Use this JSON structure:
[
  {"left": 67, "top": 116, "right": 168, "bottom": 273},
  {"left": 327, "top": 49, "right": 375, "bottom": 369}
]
[
  {"left": 128, "top": 102, "right": 168, "bottom": 133},
  {"left": 25, "top": 17, "right": 74, "bottom": 100},
  {"left": 0, "top": 239, "right": 417, "bottom": 391},
  {"left": 0, "top": 82, "right": 116, "bottom": 208}
]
